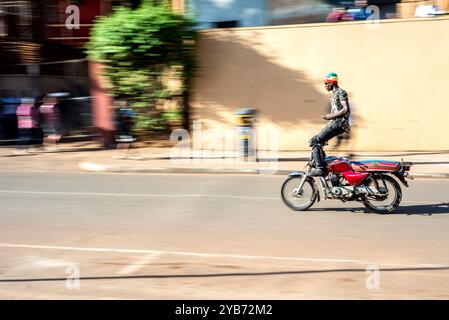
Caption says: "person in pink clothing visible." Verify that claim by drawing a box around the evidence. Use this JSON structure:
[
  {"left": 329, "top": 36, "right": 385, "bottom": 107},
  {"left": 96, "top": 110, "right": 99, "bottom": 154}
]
[
  {"left": 40, "top": 94, "right": 63, "bottom": 151},
  {"left": 15, "top": 98, "right": 39, "bottom": 153}
]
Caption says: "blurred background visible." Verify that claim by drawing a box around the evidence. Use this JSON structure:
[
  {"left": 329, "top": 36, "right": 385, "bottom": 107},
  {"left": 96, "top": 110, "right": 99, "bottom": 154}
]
[
  {"left": 0, "top": 0, "right": 448, "bottom": 151},
  {"left": 1, "top": 0, "right": 449, "bottom": 300}
]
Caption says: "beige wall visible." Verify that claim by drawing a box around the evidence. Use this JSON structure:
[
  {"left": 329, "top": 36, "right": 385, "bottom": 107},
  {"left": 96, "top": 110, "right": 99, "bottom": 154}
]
[
  {"left": 191, "top": 17, "right": 449, "bottom": 151},
  {"left": 441, "top": 0, "right": 449, "bottom": 10},
  {"left": 171, "top": 0, "right": 185, "bottom": 14}
]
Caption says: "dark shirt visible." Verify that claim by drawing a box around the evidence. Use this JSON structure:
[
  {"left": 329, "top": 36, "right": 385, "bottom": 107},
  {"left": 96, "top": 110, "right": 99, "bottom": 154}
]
[{"left": 329, "top": 87, "right": 351, "bottom": 133}]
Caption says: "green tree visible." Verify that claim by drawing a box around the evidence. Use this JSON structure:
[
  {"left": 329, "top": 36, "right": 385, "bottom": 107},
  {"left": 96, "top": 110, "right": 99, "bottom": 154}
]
[{"left": 86, "top": 0, "right": 197, "bottom": 132}]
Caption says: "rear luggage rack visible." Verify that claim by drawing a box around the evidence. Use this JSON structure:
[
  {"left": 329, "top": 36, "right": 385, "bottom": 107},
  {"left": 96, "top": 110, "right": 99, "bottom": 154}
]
[
  {"left": 395, "top": 158, "right": 414, "bottom": 186},
  {"left": 400, "top": 158, "right": 412, "bottom": 172}
]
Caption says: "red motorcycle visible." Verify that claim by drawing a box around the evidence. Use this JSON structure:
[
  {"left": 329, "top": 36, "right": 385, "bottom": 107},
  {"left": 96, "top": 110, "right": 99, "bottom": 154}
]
[{"left": 281, "top": 153, "right": 412, "bottom": 214}]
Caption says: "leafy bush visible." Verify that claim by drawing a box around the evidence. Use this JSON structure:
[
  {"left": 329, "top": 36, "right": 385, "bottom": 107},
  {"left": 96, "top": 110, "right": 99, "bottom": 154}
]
[{"left": 86, "top": 0, "right": 197, "bottom": 132}]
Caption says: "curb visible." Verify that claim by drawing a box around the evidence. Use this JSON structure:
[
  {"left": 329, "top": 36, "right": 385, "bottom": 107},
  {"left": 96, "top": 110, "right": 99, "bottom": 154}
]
[
  {"left": 78, "top": 162, "right": 449, "bottom": 178},
  {"left": 0, "top": 134, "right": 97, "bottom": 146},
  {"left": 78, "top": 162, "right": 288, "bottom": 175}
]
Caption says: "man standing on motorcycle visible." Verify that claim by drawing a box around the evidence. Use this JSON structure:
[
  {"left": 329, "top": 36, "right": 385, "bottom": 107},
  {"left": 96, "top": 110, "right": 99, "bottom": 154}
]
[{"left": 309, "top": 72, "right": 351, "bottom": 176}]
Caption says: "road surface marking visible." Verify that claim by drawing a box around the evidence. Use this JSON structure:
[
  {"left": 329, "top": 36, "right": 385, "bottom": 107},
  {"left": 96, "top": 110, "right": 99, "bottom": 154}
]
[
  {"left": 0, "top": 190, "right": 441, "bottom": 204},
  {"left": 15, "top": 256, "right": 75, "bottom": 269},
  {"left": 0, "top": 190, "right": 279, "bottom": 200},
  {"left": 117, "top": 253, "right": 161, "bottom": 275},
  {"left": 0, "top": 243, "right": 447, "bottom": 269}
]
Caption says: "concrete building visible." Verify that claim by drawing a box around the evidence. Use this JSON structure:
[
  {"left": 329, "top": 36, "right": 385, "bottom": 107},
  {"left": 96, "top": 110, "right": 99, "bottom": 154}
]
[
  {"left": 0, "top": 0, "right": 101, "bottom": 139},
  {"left": 0, "top": 0, "right": 177, "bottom": 143}
]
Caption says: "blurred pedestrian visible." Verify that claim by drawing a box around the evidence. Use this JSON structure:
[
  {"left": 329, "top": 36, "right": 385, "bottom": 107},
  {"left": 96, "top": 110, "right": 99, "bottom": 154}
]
[
  {"left": 114, "top": 101, "right": 142, "bottom": 160},
  {"left": 40, "top": 94, "right": 63, "bottom": 152},
  {"left": 0, "top": 100, "right": 4, "bottom": 140},
  {"left": 15, "top": 98, "right": 39, "bottom": 154},
  {"left": 0, "top": 96, "right": 20, "bottom": 141}
]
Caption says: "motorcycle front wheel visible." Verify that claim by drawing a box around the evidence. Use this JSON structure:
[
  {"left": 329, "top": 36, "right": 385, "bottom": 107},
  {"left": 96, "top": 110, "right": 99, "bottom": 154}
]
[
  {"left": 362, "top": 174, "right": 402, "bottom": 214},
  {"left": 281, "top": 175, "right": 317, "bottom": 211}
]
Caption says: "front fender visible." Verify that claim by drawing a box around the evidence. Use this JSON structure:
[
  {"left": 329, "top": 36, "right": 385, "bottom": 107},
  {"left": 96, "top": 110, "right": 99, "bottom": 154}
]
[
  {"left": 288, "top": 171, "right": 307, "bottom": 178},
  {"left": 287, "top": 171, "right": 321, "bottom": 202}
]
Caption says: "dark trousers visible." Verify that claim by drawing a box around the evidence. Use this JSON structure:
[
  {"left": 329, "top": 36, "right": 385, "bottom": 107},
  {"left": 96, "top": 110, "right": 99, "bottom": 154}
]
[
  {"left": 309, "top": 122, "right": 345, "bottom": 169},
  {"left": 17, "top": 128, "right": 32, "bottom": 148},
  {"left": 309, "top": 121, "right": 345, "bottom": 147}
]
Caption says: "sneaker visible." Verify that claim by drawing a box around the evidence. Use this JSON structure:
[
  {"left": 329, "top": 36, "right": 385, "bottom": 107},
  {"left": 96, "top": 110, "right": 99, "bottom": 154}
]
[
  {"left": 13, "top": 149, "right": 28, "bottom": 155},
  {"left": 44, "top": 145, "right": 58, "bottom": 152}
]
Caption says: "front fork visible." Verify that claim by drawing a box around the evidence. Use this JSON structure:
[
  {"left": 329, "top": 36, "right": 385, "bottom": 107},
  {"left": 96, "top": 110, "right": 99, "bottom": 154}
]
[
  {"left": 293, "top": 174, "right": 308, "bottom": 197},
  {"left": 293, "top": 173, "right": 327, "bottom": 203},
  {"left": 291, "top": 160, "right": 327, "bottom": 202}
]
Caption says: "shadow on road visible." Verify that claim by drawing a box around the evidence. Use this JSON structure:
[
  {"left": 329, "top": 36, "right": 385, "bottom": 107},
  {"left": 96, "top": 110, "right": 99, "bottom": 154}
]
[
  {"left": 309, "top": 203, "right": 449, "bottom": 215},
  {"left": 396, "top": 203, "right": 449, "bottom": 215},
  {"left": 1, "top": 265, "right": 448, "bottom": 283}
]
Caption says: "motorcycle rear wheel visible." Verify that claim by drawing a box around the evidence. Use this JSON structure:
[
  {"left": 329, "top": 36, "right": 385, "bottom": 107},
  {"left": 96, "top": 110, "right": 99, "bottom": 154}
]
[{"left": 362, "top": 174, "right": 402, "bottom": 214}]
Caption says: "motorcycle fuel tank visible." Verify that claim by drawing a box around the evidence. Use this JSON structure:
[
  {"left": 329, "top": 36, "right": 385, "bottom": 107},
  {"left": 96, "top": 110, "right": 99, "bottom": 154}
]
[{"left": 327, "top": 158, "right": 352, "bottom": 173}]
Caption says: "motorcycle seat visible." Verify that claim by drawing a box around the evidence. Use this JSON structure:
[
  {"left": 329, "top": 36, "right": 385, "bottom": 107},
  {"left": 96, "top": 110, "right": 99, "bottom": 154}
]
[{"left": 350, "top": 160, "right": 401, "bottom": 172}]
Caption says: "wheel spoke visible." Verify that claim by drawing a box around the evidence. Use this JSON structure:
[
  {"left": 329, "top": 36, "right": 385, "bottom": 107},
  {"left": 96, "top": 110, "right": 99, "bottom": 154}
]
[
  {"left": 282, "top": 177, "right": 315, "bottom": 211},
  {"left": 363, "top": 175, "right": 402, "bottom": 213}
]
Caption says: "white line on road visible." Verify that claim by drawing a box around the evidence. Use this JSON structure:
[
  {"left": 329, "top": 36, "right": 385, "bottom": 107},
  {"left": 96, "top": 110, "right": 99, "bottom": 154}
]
[
  {"left": 0, "top": 243, "right": 447, "bottom": 269},
  {"left": 0, "top": 190, "right": 279, "bottom": 200},
  {"left": 0, "top": 190, "right": 441, "bottom": 204},
  {"left": 116, "top": 253, "right": 162, "bottom": 275}
]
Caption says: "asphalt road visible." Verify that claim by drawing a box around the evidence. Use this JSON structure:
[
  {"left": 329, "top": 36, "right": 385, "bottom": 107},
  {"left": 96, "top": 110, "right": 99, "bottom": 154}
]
[{"left": 0, "top": 172, "right": 449, "bottom": 299}]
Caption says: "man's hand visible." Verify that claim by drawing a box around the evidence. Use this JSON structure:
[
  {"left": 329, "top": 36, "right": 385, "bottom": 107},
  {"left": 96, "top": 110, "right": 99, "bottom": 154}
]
[{"left": 324, "top": 99, "right": 349, "bottom": 120}]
